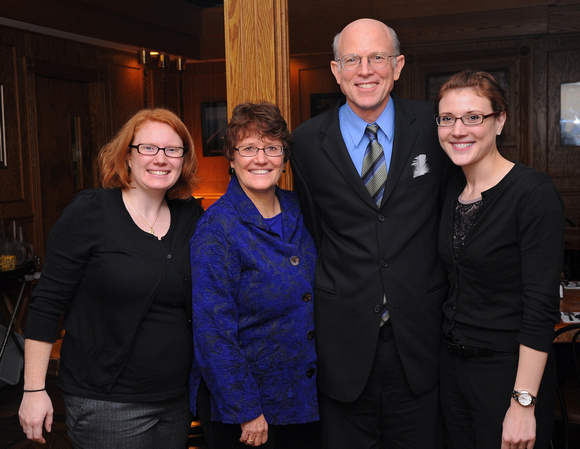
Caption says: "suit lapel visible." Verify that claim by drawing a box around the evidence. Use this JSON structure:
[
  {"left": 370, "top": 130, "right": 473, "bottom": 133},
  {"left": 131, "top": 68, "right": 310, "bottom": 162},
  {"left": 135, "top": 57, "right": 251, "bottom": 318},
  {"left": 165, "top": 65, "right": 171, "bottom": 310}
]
[
  {"left": 380, "top": 94, "right": 418, "bottom": 208},
  {"left": 317, "top": 96, "right": 421, "bottom": 209},
  {"left": 319, "top": 101, "right": 377, "bottom": 207}
]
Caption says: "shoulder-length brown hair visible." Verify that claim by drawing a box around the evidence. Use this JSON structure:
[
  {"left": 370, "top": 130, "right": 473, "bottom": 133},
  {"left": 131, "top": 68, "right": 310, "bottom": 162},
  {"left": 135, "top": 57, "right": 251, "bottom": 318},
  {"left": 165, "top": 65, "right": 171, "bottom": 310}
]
[
  {"left": 223, "top": 102, "right": 292, "bottom": 162},
  {"left": 99, "top": 108, "right": 198, "bottom": 200}
]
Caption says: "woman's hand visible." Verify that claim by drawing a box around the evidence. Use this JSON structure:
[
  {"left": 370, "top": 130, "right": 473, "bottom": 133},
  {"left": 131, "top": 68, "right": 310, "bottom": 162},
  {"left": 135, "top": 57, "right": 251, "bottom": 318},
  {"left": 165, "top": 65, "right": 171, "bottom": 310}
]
[
  {"left": 501, "top": 402, "right": 536, "bottom": 449},
  {"left": 19, "top": 339, "right": 54, "bottom": 443},
  {"left": 240, "top": 414, "right": 268, "bottom": 446},
  {"left": 19, "top": 390, "right": 54, "bottom": 444}
]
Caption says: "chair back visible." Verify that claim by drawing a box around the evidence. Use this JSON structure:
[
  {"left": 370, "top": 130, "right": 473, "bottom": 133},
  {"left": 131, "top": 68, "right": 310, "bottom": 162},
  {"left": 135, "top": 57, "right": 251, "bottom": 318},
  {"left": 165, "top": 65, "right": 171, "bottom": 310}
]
[{"left": 553, "top": 323, "right": 580, "bottom": 449}]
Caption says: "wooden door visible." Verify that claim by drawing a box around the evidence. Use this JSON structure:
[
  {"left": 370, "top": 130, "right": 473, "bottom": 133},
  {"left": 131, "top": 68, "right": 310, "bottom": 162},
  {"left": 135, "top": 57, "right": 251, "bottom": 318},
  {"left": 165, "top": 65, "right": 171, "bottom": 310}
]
[{"left": 35, "top": 76, "right": 93, "bottom": 250}]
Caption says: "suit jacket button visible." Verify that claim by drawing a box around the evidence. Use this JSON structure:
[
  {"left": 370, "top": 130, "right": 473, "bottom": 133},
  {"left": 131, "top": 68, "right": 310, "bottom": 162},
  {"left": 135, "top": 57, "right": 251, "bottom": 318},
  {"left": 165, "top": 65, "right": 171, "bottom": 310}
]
[
  {"left": 378, "top": 214, "right": 386, "bottom": 222},
  {"left": 290, "top": 256, "right": 300, "bottom": 266},
  {"left": 373, "top": 305, "right": 381, "bottom": 313},
  {"left": 381, "top": 260, "right": 388, "bottom": 268},
  {"left": 307, "top": 330, "right": 315, "bottom": 340},
  {"left": 302, "top": 292, "right": 312, "bottom": 302},
  {"left": 306, "top": 368, "right": 315, "bottom": 378}
]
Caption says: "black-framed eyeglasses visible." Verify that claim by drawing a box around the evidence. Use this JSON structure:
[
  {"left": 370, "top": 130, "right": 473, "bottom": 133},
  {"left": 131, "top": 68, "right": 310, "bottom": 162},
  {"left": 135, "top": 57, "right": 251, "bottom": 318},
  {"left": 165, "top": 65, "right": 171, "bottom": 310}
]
[
  {"left": 129, "top": 143, "right": 187, "bottom": 158},
  {"left": 435, "top": 111, "right": 501, "bottom": 127},
  {"left": 235, "top": 145, "right": 285, "bottom": 157},
  {"left": 335, "top": 52, "right": 399, "bottom": 71}
]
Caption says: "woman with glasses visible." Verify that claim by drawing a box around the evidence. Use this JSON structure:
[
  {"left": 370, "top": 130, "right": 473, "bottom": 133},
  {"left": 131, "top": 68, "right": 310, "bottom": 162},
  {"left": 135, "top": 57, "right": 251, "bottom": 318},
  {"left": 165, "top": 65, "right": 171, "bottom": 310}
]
[
  {"left": 435, "top": 71, "right": 564, "bottom": 449},
  {"left": 19, "top": 108, "right": 203, "bottom": 448},
  {"left": 189, "top": 102, "right": 319, "bottom": 448}
]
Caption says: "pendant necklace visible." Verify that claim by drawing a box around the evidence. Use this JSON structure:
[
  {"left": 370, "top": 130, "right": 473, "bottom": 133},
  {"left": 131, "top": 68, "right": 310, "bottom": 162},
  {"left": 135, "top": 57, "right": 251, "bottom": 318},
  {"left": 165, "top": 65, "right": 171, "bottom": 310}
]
[{"left": 126, "top": 193, "right": 161, "bottom": 235}]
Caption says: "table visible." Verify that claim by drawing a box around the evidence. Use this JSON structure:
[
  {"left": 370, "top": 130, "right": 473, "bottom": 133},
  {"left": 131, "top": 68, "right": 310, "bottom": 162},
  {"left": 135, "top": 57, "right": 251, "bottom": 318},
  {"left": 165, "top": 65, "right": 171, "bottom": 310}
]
[
  {"left": 0, "top": 262, "right": 36, "bottom": 362},
  {"left": 555, "top": 287, "right": 580, "bottom": 343}
]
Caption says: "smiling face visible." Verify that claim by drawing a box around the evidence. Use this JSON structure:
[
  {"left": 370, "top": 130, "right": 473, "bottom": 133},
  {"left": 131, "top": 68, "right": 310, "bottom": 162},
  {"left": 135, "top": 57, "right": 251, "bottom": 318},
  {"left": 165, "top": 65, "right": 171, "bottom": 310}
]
[
  {"left": 230, "top": 132, "right": 285, "bottom": 201},
  {"left": 127, "top": 120, "right": 184, "bottom": 195},
  {"left": 437, "top": 88, "right": 506, "bottom": 169},
  {"left": 331, "top": 19, "right": 405, "bottom": 123}
]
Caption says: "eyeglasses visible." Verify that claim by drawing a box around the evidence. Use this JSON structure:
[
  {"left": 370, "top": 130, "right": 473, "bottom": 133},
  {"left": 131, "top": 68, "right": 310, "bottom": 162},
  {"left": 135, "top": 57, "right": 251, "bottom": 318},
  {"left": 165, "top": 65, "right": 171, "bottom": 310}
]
[
  {"left": 335, "top": 52, "right": 399, "bottom": 71},
  {"left": 235, "top": 145, "right": 285, "bottom": 157},
  {"left": 435, "top": 112, "right": 501, "bottom": 127},
  {"left": 129, "top": 143, "right": 186, "bottom": 158}
]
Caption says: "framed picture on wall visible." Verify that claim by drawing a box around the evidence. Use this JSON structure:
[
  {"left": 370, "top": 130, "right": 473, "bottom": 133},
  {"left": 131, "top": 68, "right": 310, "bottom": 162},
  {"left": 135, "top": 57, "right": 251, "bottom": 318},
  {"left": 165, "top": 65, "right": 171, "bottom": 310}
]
[
  {"left": 310, "top": 93, "right": 345, "bottom": 118},
  {"left": 560, "top": 82, "right": 580, "bottom": 146},
  {"left": 425, "top": 69, "right": 510, "bottom": 103},
  {"left": 200, "top": 101, "right": 228, "bottom": 157}
]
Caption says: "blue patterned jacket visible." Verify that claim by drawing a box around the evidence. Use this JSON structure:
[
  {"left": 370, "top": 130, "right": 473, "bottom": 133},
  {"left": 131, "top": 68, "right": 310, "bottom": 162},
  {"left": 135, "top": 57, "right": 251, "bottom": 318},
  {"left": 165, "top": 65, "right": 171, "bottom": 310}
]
[{"left": 189, "top": 175, "right": 318, "bottom": 425}]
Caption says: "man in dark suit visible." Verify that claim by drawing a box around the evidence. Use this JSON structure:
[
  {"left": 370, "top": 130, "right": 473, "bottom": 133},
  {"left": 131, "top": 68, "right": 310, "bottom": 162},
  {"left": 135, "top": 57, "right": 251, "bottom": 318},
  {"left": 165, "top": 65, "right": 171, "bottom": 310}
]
[{"left": 291, "top": 19, "right": 450, "bottom": 449}]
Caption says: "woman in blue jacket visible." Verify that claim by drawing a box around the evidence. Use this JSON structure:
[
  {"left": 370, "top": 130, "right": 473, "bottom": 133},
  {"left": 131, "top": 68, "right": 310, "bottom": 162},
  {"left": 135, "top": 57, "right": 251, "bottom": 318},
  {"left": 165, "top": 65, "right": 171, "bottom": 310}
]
[{"left": 190, "top": 102, "right": 319, "bottom": 448}]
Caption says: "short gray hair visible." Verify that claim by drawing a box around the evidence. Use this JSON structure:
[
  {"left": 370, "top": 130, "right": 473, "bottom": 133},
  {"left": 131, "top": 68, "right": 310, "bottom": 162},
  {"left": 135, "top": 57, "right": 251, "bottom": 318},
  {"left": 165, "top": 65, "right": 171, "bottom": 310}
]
[{"left": 332, "top": 23, "right": 401, "bottom": 68}]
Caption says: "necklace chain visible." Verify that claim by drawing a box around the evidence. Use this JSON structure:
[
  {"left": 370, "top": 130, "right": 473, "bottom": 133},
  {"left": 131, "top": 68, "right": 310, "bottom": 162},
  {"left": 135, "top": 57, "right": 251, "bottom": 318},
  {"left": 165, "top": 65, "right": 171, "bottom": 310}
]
[{"left": 126, "top": 193, "right": 161, "bottom": 235}]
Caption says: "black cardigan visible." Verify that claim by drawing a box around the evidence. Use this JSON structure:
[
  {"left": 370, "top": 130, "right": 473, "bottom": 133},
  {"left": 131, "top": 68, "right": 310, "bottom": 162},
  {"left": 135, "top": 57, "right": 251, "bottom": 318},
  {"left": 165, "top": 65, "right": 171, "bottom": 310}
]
[
  {"left": 439, "top": 162, "right": 564, "bottom": 353},
  {"left": 26, "top": 188, "right": 203, "bottom": 396}
]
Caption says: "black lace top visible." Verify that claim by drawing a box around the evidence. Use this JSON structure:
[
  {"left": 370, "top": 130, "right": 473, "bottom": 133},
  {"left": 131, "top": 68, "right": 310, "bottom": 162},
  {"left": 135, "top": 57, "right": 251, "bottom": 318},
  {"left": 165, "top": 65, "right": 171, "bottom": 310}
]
[{"left": 452, "top": 196, "right": 483, "bottom": 256}]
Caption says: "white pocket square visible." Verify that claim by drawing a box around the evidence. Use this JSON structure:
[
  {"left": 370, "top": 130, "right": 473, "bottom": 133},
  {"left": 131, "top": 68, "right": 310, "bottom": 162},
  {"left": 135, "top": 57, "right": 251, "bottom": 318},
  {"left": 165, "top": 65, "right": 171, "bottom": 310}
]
[{"left": 412, "top": 154, "right": 430, "bottom": 178}]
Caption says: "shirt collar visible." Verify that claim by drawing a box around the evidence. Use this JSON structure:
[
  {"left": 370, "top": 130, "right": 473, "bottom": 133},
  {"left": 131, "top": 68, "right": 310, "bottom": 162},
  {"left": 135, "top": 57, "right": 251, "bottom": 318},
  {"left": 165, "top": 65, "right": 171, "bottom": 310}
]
[{"left": 343, "top": 97, "right": 395, "bottom": 147}]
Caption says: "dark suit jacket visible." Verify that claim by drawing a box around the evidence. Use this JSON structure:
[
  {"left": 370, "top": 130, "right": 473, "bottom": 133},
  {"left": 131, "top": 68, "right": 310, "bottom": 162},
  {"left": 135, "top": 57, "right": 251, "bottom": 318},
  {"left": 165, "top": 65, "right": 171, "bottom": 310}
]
[{"left": 291, "top": 94, "right": 450, "bottom": 403}]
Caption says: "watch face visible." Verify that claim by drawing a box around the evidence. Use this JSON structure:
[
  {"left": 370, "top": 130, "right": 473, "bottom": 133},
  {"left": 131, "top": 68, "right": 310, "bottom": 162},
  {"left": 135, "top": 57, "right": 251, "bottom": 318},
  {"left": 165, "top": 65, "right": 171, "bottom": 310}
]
[{"left": 519, "top": 392, "right": 532, "bottom": 406}]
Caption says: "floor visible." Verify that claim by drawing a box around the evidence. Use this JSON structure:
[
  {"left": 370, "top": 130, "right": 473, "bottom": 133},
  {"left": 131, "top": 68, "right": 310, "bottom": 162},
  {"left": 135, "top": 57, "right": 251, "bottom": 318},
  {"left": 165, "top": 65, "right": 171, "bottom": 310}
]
[
  {"left": 0, "top": 339, "right": 578, "bottom": 448},
  {"left": 0, "top": 374, "right": 209, "bottom": 449}
]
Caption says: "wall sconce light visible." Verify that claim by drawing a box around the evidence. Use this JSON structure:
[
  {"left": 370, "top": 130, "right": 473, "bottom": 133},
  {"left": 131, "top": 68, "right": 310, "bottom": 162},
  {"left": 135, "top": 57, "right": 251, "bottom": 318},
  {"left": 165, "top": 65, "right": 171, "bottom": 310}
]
[
  {"left": 137, "top": 49, "right": 150, "bottom": 109},
  {"left": 176, "top": 58, "right": 186, "bottom": 72},
  {"left": 159, "top": 53, "right": 170, "bottom": 69},
  {"left": 159, "top": 54, "right": 170, "bottom": 107},
  {"left": 137, "top": 49, "right": 150, "bottom": 66},
  {"left": 177, "top": 58, "right": 186, "bottom": 120}
]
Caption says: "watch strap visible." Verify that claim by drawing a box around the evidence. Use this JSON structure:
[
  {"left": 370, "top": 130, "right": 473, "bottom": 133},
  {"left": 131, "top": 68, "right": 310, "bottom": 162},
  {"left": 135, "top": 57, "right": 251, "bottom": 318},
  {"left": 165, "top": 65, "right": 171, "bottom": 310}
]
[{"left": 512, "top": 390, "right": 537, "bottom": 406}]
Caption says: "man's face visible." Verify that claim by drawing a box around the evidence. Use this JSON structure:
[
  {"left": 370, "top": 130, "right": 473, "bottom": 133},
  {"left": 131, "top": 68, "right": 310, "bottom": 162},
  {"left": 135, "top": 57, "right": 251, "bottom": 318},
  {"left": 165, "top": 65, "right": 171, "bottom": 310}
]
[{"left": 330, "top": 20, "right": 405, "bottom": 123}]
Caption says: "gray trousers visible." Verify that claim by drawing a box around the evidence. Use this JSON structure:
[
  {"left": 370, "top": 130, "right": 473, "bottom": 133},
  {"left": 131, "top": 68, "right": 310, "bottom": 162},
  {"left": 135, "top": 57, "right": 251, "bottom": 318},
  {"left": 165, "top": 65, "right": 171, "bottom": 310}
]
[{"left": 62, "top": 393, "right": 192, "bottom": 449}]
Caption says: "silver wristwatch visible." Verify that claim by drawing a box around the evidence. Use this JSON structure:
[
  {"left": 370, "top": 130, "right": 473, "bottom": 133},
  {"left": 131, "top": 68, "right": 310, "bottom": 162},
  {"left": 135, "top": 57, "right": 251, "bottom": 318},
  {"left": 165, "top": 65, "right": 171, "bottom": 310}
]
[{"left": 512, "top": 390, "right": 537, "bottom": 407}]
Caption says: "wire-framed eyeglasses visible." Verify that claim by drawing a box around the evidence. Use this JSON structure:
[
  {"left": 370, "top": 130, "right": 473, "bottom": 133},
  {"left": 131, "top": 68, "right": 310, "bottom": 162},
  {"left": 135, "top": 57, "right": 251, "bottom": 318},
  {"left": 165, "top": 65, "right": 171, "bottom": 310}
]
[
  {"left": 335, "top": 52, "right": 399, "bottom": 71},
  {"left": 235, "top": 145, "right": 285, "bottom": 157},
  {"left": 435, "top": 111, "right": 501, "bottom": 127},
  {"left": 129, "top": 144, "right": 186, "bottom": 158}
]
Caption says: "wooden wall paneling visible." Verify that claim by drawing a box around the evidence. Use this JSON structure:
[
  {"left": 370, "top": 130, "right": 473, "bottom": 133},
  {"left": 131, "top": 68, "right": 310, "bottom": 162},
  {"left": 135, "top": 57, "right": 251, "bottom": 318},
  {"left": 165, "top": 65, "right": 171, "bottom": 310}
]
[
  {"left": 287, "top": 0, "right": 552, "bottom": 21},
  {"left": 0, "top": 43, "right": 37, "bottom": 253},
  {"left": 31, "top": 60, "right": 102, "bottom": 256},
  {"left": 184, "top": 61, "right": 229, "bottom": 209},
  {"left": 224, "top": 0, "right": 275, "bottom": 107},
  {"left": 24, "top": 58, "right": 43, "bottom": 258},
  {"left": 548, "top": 3, "right": 580, "bottom": 34},
  {"left": 288, "top": 2, "right": 370, "bottom": 56},
  {"left": 289, "top": 54, "right": 342, "bottom": 128},
  {"left": 223, "top": 0, "right": 293, "bottom": 189},
  {"left": 107, "top": 60, "right": 143, "bottom": 137},
  {"left": 200, "top": 8, "right": 226, "bottom": 61},
  {"left": 534, "top": 36, "right": 580, "bottom": 226},
  {"left": 370, "top": 0, "right": 552, "bottom": 18},
  {"left": 546, "top": 43, "right": 580, "bottom": 182},
  {"left": 405, "top": 39, "right": 533, "bottom": 165},
  {"left": 87, "top": 79, "right": 107, "bottom": 187},
  {"left": 287, "top": 2, "right": 549, "bottom": 54},
  {"left": 385, "top": 6, "right": 547, "bottom": 47},
  {"left": 0, "top": 0, "right": 204, "bottom": 59},
  {"left": 0, "top": 44, "right": 26, "bottom": 203}
]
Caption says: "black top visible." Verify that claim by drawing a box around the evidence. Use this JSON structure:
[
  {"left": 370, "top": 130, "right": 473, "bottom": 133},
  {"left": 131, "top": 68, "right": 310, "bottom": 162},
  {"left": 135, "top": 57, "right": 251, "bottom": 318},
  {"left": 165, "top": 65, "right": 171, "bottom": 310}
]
[
  {"left": 26, "top": 188, "right": 203, "bottom": 401},
  {"left": 439, "top": 162, "right": 564, "bottom": 353}
]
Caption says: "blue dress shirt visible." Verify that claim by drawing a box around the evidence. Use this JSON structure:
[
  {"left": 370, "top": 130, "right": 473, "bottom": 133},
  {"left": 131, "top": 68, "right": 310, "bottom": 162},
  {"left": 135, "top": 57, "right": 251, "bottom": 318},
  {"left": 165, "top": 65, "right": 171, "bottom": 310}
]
[{"left": 338, "top": 97, "right": 395, "bottom": 175}]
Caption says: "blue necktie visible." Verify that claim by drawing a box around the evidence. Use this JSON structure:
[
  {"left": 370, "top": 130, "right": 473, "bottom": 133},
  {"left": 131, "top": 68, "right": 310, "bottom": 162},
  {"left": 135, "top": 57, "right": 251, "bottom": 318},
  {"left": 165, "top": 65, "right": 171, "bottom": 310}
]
[
  {"left": 362, "top": 124, "right": 388, "bottom": 207},
  {"left": 362, "top": 124, "right": 390, "bottom": 325}
]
